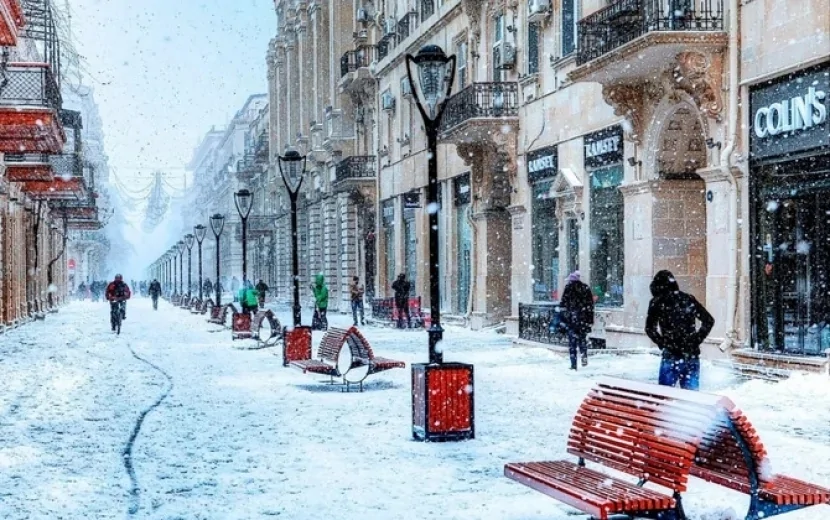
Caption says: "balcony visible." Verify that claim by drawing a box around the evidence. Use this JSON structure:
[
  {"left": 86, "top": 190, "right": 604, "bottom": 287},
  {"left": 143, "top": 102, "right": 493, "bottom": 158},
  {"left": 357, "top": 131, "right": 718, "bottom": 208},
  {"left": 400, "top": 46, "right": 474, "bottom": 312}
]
[
  {"left": 4, "top": 153, "right": 54, "bottom": 182},
  {"left": 0, "top": 62, "right": 65, "bottom": 153},
  {"left": 339, "top": 45, "right": 377, "bottom": 95},
  {"left": 253, "top": 128, "right": 269, "bottom": 162},
  {"left": 439, "top": 83, "right": 520, "bottom": 144},
  {"left": 236, "top": 154, "right": 260, "bottom": 181},
  {"left": 332, "top": 155, "right": 375, "bottom": 193},
  {"left": 21, "top": 152, "right": 86, "bottom": 200},
  {"left": 0, "top": 0, "right": 24, "bottom": 46},
  {"left": 569, "top": 0, "right": 726, "bottom": 84},
  {"left": 396, "top": 11, "right": 419, "bottom": 41}
]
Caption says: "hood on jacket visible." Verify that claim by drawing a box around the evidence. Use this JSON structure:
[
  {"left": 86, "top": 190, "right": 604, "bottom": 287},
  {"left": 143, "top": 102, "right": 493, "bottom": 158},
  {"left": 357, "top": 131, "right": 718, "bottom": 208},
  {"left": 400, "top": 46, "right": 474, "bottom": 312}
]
[
  {"left": 650, "top": 270, "right": 680, "bottom": 298},
  {"left": 314, "top": 274, "right": 325, "bottom": 287}
]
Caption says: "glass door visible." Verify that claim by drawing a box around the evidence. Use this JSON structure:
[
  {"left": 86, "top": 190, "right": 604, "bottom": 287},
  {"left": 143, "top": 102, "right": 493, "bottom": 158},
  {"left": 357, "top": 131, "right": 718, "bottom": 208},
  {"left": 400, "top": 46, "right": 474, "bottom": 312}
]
[{"left": 456, "top": 204, "right": 472, "bottom": 313}]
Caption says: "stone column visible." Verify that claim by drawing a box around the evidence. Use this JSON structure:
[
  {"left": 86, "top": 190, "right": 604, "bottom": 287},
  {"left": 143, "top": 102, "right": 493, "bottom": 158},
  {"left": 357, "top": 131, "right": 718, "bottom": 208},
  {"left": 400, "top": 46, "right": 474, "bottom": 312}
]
[{"left": 505, "top": 204, "right": 528, "bottom": 335}]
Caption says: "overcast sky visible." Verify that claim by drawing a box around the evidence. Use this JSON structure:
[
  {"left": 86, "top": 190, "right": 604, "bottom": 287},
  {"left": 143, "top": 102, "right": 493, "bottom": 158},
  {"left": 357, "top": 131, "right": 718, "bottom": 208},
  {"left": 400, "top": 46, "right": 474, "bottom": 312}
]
[{"left": 68, "top": 0, "right": 274, "bottom": 184}]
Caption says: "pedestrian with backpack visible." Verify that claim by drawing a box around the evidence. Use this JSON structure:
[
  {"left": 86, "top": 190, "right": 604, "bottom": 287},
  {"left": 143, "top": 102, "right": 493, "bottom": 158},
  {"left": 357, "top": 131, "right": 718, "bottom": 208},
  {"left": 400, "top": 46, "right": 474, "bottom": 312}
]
[
  {"left": 237, "top": 280, "right": 259, "bottom": 315},
  {"left": 645, "top": 270, "right": 714, "bottom": 391},
  {"left": 310, "top": 274, "right": 329, "bottom": 330},
  {"left": 560, "top": 271, "right": 594, "bottom": 370}
]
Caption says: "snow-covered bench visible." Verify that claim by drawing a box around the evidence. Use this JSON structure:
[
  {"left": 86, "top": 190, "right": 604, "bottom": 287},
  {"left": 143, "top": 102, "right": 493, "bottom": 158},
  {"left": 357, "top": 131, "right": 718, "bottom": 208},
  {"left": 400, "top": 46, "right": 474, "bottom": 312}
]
[
  {"left": 290, "top": 326, "right": 405, "bottom": 392},
  {"left": 504, "top": 377, "right": 830, "bottom": 520}
]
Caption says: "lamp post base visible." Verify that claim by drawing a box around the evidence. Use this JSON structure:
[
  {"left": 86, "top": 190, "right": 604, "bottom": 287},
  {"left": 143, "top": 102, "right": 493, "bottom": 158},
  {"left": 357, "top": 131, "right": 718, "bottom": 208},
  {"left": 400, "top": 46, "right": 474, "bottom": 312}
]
[{"left": 411, "top": 363, "right": 475, "bottom": 442}]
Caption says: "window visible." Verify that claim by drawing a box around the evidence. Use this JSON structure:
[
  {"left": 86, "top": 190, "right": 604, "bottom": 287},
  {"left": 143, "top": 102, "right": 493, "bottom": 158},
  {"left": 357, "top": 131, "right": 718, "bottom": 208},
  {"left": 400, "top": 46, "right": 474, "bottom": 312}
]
[
  {"left": 456, "top": 40, "right": 468, "bottom": 88},
  {"left": 531, "top": 181, "right": 558, "bottom": 301},
  {"left": 562, "top": 0, "right": 577, "bottom": 56},
  {"left": 589, "top": 165, "right": 624, "bottom": 307},
  {"left": 492, "top": 13, "right": 504, "bottom": 81},
  {"left": 527, "top": 22, "right": 539, "bottom": 75}
]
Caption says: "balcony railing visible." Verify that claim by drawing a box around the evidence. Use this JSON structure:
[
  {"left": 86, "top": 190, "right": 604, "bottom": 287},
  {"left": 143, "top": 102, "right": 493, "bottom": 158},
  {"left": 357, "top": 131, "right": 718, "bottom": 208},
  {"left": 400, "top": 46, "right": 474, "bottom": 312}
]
[
  {"left": 439, "top": 82, "right": 520, "bottom": 134},
  {"left": 334, "top": 156, "right": 376, "bottom": 184},
  {"left": 340, "top": 45, "right": 377, "bottom": 78},
  {"left": 397, "top": 11, "right": 419, "bottom": 41},
  {"left": 576, "top": 0, "right": 725, "bottom": 65},
  {"left": 254, "top": 129, "right": 268, "bottom": 161},
  {"left": 0, "top": 62, "right": 62, "bottom": 110},
  {"left": 518, "top": 303, "right": 567, "bottom": 345},
  {"left": 49, "top": 152, "right": 83, "bottom": 180}
]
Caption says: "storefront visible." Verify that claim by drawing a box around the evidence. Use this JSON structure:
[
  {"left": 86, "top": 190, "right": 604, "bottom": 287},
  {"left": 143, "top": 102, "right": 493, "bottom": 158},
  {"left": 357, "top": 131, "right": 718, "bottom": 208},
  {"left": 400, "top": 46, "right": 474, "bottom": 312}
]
[
  {"left": 750, "top": 61, "right": 830, "bottom": 355},
  {"left": 381, "top": 198, "right": 395, "bottom": 294},
  {"left": 454, "top": 174, "right": 472, "bottom": 313},
  {"left": 403, "top": 191, "right": 419, "bottom": 297},
  {"left": 585, "top": 125, "right": 625, "bottom": 307},
  {"left": 527, "top": 145, "right": 559, "bottom": 301}
]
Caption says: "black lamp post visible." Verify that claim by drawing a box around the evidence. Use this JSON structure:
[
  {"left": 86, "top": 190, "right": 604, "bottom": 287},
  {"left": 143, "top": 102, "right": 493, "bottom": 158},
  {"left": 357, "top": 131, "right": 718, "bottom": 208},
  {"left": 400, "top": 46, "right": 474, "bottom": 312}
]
[
  {"left": 234, "top": 189, "right": 254, "bottom": 283},
  {"left": 170, "top": 248, "right": 176, "bottom": 296},
  {"left": 210, "top": 213, "right": 225, "bottom": 305},
  {"left": 406, "top": 45, "right": 474, "bottom": 442},
  {"left": 177, "top": 240, "right": 185, "bottom": 296},
  {"left": 185, "top": 233, "right": 195, "bottom": 297},
  {"left": 277, "top": 149, "right": 307, "bottom": 328},
  {"left": 194, "top": 224, "right": 206, "bottom": 300}
]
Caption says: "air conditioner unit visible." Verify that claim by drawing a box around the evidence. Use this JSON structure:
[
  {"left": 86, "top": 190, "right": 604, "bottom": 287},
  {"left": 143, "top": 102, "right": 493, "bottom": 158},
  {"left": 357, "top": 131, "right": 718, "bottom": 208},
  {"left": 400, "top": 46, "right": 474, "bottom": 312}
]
[
  {"left": 496, "top": 42, "right": 517, "bottom": 69},
  {"left": 382, "top": 91, "right": 396, "bottom": 111},
  {"left": 528, "top": 0, "right": 551, "bottom": 22},
  {"left": 384, "top": 18, "right": 397, "bottom": 36},
  {"left": 357, "top": 8, "right": 370, "bottom": 22}
]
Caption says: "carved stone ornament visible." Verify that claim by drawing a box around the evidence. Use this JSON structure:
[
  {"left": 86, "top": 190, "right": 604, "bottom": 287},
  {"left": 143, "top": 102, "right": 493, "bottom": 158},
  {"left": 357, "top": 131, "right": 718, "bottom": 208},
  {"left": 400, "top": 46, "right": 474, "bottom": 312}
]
[
  {"left": 455, "top": 137, "right": 514, "bottom": 211},
  {"left": 602, "top": 82, "right": 662, "bottom": 143},
  {"left": 461, "top": 0, "right": 486, "bottom": 44},
  {"left": 671, "top": 51, "right": 724, "bottom": 121}
]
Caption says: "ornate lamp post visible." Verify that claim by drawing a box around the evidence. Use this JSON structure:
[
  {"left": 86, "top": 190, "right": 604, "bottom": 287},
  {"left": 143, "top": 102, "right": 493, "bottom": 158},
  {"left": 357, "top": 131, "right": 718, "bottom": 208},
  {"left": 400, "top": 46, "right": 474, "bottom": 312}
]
[
  {"left": 169, "top": 247, "right": 177, "bottom": 297},
  {"left": 234, "top": 189, "right": 254, "bottom": 283},
  {"left": 177, "top": 240, "right": 185, "bottom": 297},
  {"left": 277, "top": 149, "right": 306, "bottom": 328},
  {"left": 406, "top": 44, "right": 474, "bottom": 442},
  {"left": 210, "top": 213, "right": 225, "bottom": 305},
  {"left": 185, "top": 233, "right": 195, "bottom": 297},
  {"left": 194, "top": 224, "right": 207, "bottom": 300}
]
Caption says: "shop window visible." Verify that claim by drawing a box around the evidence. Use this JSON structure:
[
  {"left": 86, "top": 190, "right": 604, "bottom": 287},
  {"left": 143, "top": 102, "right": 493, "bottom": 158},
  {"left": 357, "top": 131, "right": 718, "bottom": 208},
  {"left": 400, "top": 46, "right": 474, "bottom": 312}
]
[
  {"left": 589, "top": 165, "right": 624, "bottom": 307},
  {"left": 531, "top": 181, "right": 558, "bottom": 301}
]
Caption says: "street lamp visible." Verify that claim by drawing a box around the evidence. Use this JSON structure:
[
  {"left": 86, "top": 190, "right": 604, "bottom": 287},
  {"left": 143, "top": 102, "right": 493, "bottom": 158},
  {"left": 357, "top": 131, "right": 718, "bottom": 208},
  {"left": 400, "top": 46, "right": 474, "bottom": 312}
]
[
  {"left": 194, "top": 224, "right": 207, "bottom": 300},
  {"left": 405, "top": 44, "right": 455, "bottom": 365},
  {"left": 210, "top": 213, "right": 225, "bottom": 306},
  {"left": 277, "top": 149, "right": 306, "bottom": 328},
  {"left": 234, "top": 189, "right": 254, "bottom": 283},
  {"left": 406, "top": 45, "right": 474, "bottom": 442},
  {"left": 185, "top": 233, "right": 195, "bottom": 297},
  {"left": 169, "top": 247, "right": 176, "bottom": 297},
  {"left": 177, "top": 240, "right": 185, "bottom": 297}
]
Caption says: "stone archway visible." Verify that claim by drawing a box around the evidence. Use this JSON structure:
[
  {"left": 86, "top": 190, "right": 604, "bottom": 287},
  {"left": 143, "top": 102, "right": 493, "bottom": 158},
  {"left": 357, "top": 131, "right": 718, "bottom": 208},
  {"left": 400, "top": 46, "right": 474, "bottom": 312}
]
[{"left": 646, "top": 102, "right": 709, "bottom": 304}]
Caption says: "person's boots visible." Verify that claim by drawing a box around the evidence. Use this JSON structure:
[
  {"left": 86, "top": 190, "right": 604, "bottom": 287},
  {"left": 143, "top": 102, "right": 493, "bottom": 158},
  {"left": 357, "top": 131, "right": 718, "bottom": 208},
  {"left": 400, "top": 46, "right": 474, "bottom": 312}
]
[{"left": 581, "top": 352, "right": 588, "bottom": 367}]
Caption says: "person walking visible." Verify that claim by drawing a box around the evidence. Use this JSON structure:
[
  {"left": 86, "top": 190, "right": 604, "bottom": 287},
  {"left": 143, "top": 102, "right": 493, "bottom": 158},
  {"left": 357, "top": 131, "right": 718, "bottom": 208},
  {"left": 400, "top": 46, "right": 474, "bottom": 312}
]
[
  {"left": 203, "top": 278, "right": 213, "bottom": 300},
  {"left": 237, "top": 280, "right": 259, "bottom": 315},
  {"left": 255, "top": 279, "right": 269, "bottom": 309},
  {"left": 392, "top": 273, "right": 411, "bottom": 329},
  {"left": 350, "top": 276, "right": 365, "bottom": 326},
  {"left": 645, "top": 270, "right": 714, "bottom": 391},
  {"left": 560, "top": 271, "right": 594, "bottom": 370},
  {"left": 78, "top": 282, "right": 87, "bottom": 301},
  {"left": 310, "top": 274, "right": 329, "bottom": 330},
  {"left": 231, "top": 276, "right": 240, "bottom": 301},
  {"left": 148, "top": 279, "right": 162, "bottom": 310}
]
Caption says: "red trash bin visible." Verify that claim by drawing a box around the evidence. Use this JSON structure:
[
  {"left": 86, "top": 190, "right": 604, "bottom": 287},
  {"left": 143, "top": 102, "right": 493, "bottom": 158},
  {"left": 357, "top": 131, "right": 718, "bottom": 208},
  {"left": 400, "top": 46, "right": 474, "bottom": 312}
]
[{"left": 283, "top": 326, "right": 312, "bottom": 367}]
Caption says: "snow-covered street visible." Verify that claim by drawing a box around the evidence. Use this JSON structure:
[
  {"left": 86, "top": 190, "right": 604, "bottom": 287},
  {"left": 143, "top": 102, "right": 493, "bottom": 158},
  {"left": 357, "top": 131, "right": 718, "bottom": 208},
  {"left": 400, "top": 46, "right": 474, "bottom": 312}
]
[{"left": 1, "top": 299, "right": 829, "bottom": 519}]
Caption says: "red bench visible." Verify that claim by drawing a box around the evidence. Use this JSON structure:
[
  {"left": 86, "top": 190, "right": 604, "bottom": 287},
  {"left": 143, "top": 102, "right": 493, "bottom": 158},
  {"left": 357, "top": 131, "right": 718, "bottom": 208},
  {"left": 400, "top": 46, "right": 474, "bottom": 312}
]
[
  {"left": 208, "top": 303, "right": 229, "bottom": 326},
  {"left": 290, "top": 326, "right": 405, "bottom": 391},
  {"left": 505, "top": 377, "right": 830, "bottom": 520}
]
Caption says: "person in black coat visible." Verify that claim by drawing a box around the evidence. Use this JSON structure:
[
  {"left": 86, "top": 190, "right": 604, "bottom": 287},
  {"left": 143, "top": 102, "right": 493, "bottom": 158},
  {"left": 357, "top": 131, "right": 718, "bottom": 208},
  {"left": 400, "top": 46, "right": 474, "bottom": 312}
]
[
  {"left": 391, "top": 273, "right": 411, "bottom": 329},
  {"left": 645, "top": 270, "right": 714, "bottom": 391},
  {"left": 148, "top": 279, "right": 162, "bottom": 310},
  {"left": 560, "top": 271, "right": 594, "bottom": 370}
]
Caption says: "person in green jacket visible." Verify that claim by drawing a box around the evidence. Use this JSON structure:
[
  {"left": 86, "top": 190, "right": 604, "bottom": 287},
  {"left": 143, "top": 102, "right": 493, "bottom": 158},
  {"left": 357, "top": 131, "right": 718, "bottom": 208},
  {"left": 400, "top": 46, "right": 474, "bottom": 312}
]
[
  {"left": 310, "top": 273, "right": 329, "bottom": 330},
  {"left": 237, "top": 279, "right": 259, "bottom": 315}
]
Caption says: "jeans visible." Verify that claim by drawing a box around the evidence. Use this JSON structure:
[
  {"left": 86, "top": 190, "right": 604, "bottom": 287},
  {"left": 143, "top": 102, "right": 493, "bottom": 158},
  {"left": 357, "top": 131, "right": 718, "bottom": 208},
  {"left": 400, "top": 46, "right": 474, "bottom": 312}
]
[
  {"left": 351, "top": 300, "right": 364, "bottom": 325},
  {"left": 658, "top": 354, "right": 700, "bottom": 390},
  {"left": 568, "top": 329, "right": 588, "bottom": 369},
  {"left": 151, "top": 296, "right": 158, "bottom": 310}
]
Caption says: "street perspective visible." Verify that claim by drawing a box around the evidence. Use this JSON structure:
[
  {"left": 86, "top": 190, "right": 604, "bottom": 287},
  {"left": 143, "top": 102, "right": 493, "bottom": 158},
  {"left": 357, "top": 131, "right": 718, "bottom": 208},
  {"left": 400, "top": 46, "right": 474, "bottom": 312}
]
[{"left": 1, "top": 0, "right": 830, "bottom": 519}]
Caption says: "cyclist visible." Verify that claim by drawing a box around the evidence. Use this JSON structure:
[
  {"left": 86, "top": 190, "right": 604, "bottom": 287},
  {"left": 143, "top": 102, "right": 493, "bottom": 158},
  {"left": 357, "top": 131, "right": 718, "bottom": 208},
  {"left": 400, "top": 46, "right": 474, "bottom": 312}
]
[
  {"left": 106, "top": 274, "right": 132, "bottom": 332},
  {"left": 148, "top": 278, "right": 162, "bottom": 310}
]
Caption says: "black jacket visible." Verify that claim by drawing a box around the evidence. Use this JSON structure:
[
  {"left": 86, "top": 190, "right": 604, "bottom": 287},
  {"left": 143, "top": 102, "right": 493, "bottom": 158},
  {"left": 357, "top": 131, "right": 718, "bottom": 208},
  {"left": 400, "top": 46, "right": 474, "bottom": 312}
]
[
  {"left": 256, "top": 281, "right": 269, "bottom": 294},
  {"left": 392, "top": 278, "right": 411, "bottom": 304},
  {"left": 149, "top": 281, "right": 162, "bottom": 297},
  {"left": 645, "top": 270, "right": 714, "bottom": 358},
  {"left": 560, "top": 280, "right": 594, "bottom": 334}
]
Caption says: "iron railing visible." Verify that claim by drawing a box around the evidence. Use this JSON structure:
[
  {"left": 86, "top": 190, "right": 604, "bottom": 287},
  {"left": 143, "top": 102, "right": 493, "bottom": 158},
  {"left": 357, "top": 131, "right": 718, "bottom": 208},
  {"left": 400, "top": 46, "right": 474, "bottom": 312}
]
[
  {"left": 254, "top": 129, "right": 268, "bottom": 161},
  {"left": 576, "top": 0, "right": 725, "bottom": 65},
  {"left": 370, "top": 296, "right": 423, "bottom": 328},
  {"left": 49, "top": 153, "right": 83, "bottom": 179},
  {"left": 518, "top": 303, "right": 567, "bottom": 345},
  {"left": 340, "top": 45, "right": 377, "bottom": 78},
  {"left": 335, "top": 155, "right": 376, "bottom": 184},
  {"left": 397, "top": 11, "right": 419, "bottom": 41},
  {"left": 0, "top": 63, "right": 62, "bottom": 109},
  {"left": 439, "top": 82, "right": 520, "bottom": 134},
  {"left": 4, "top": 153, "right": 50, "bottom": 164}
]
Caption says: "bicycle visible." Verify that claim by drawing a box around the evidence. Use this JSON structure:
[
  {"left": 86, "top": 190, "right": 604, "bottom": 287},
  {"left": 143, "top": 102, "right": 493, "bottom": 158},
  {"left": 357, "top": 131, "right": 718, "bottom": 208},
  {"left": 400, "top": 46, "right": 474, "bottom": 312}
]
[{"left": 111, "top": 300, "right": 126, "bottom": 335}]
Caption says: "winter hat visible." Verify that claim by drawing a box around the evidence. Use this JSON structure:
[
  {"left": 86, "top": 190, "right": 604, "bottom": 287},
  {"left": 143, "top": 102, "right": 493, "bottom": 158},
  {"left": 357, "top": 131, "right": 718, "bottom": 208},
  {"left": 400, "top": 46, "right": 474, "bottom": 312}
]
[{"left": 568, "top": 271, "right": 581, "bottom": 282}]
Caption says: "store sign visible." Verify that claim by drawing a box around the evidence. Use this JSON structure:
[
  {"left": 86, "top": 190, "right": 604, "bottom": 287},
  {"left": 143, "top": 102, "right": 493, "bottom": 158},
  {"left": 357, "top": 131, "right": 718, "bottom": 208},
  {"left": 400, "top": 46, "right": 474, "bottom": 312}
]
[
  {"left": 527, "top": 145, "right": 558, "bottom": 183},
  {"left": 584, "top": 125, "right": 624, "bottom": 168},
  {"left": 750, "top": 63, "right": 830, "bottom": 160},
  {"left": 454, "top": 173, "right": 471, "bottom": 206},
  {"left": 403, "top": 191, "right": 421, "bottom": 209}
]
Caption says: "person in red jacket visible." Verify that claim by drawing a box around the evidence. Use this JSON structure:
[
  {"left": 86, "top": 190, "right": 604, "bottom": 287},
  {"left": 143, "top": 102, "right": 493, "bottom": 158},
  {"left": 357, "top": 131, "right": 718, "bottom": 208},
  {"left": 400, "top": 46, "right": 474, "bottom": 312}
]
[{"left": 106, "top": 274, "right": 132, "bottom": 331}]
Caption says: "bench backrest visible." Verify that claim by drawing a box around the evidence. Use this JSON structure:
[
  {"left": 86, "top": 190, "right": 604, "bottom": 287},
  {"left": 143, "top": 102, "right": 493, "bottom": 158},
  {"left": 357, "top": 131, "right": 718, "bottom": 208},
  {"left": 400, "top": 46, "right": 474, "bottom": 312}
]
[
  {"left": 569, "top": 378, "right": 736, "bottom": 492},
  {"left": 691, "top": 408, "right": 768, "bottom": 489},
  {"left": 344, "top": 327, "right": 375, "bottom": 361},
  {"left": 317, "top": 328, "right": 349, "bottom": 362}
]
